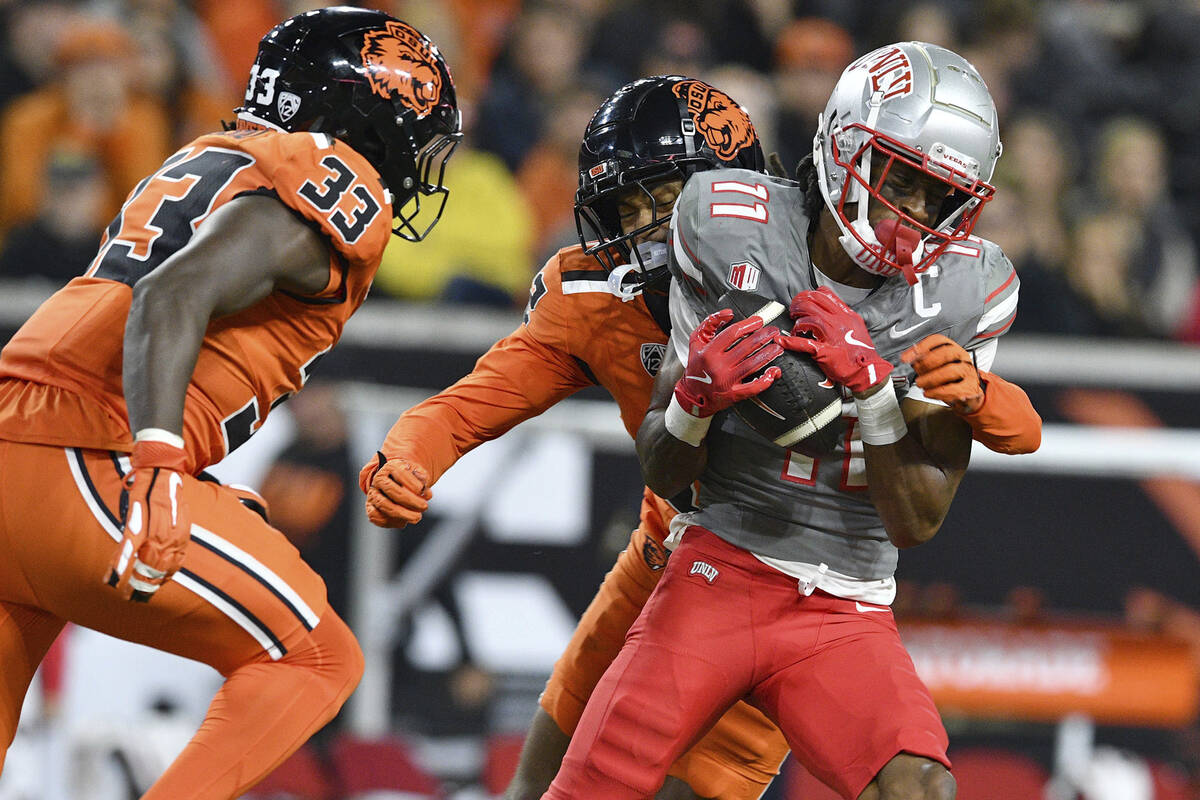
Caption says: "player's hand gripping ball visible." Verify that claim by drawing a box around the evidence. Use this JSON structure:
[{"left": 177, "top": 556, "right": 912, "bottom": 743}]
[
  {"left": 784, "top": 286, "right": 894, "bottom": 395},
  {"left": 360, "top": 453, "right": 433, "bottom": 529},
  {"left": 673, "top": 307, "right": 783, "bottom": 418},
  {"left": 719, "top": 289, "right": 847, "bottom": 457}
]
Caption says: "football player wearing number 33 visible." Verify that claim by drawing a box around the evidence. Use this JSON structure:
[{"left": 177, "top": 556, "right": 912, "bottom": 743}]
[
  {"left": 544, "top": 42, "right": 1037, "bottom": 800},
  {"left": 362, "top": 75, "right": 1038, "bottom": 800},
  {"left": 0, "top": 8, "right": 461, "bottom": 798}
]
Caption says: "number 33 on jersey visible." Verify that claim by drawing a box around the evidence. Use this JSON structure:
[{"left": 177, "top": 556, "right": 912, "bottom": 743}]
[{"left": 90, "top": 128, "right": 389, "bottom": 285}]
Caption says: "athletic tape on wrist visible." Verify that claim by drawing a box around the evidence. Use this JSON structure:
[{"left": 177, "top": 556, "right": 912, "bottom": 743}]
[
  {"left": 854, "top": 382, "right": 907, "bottom": 445},
  {"left": 133, "top": 428, "right": 186, "bottom": 450},
  {"left": 665, "top": 394, "right": 711, "bottom": 447}
]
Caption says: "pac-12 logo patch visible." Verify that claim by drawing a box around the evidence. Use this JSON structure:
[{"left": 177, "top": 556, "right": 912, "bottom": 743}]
[
  {"left": 640, "top": 342, "right": 666, "bottom": 376},
  {"left": 276, "top": 91, "right": 301, "bottom": 122},
  {"left": 728, "top": 261, "right": 760, "bottom": 291}
]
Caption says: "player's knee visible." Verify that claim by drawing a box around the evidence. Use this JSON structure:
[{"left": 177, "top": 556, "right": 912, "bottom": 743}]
[
  {"left": 872, "top": 754, "right": 955, "bottom": 800},
  {"left": 318, "top": 611, "right": 365, "bottom": 695},
  {"left": 287, "top": 610, "right": 364, "bottom": 702}
]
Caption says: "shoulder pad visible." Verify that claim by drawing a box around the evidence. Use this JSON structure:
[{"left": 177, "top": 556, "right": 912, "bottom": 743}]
[
  {"left": 670, "top": 170, "right": 812, "bottom": 314},
  {"left": 523, "top": 246, "right": 610, "bottom": 348},
  {"left": 219, "top": 130, "right": 394, "bottom": 270},
  {"left": 917, "top": 237, "right": 1018, "bottom": 349},
  {"left": 967, "top": 239, "right": 1019, "bottom": 347}
]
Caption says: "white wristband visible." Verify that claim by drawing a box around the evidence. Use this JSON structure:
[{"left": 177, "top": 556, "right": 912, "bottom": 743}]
[
  {"left": 854, "top": 382, "right": 907, "bottom": 446},
  {"left": 664, "top": 394, "right": 712, "bottom": 447},
  {"left": 133, "top": 428, "right": 186, "bottom": 450}
]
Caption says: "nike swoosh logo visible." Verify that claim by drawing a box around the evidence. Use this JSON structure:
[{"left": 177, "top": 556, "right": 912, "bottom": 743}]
[
  {"left": 843, "top": 331, "right": 871, "bottom": 349},
  {"left": 168, "top": 472, "right": 183, "bottom": 526},
  {"left": 855, "top": 602, "right": 890, "bottom": 613},
  {"left": 686, "top": 371, "right": 713, "bottom": 384},
  {"left": 888, "top": 319, "right": 931, "bottom": 339},
  {"left": 749, "top": 396, "right": 786, "bottom": 420}
]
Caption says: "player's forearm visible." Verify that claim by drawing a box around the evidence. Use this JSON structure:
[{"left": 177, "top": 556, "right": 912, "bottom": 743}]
[
  {"left": 963, "top": 372, "right": 1042, "bottom": 454},
  {"left": 864, "top": 440, "right": 959, "bottom": 547},
  {"left": 863, "top": 398, "right": 970, "bottom": 548},
  {"left": 123, "top": 280, "right": 209, "bottom": 437},
  {"left": 636, "top": 408, "right": 708, "bottom": 499},
  {"left": 381, "top": 333, "right": 585, "bottom": 482}
]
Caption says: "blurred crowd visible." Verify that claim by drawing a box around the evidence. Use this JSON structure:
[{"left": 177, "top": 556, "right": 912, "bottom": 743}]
[{"left": 2, "top": 0, "right": 1200, "bottom": 342}]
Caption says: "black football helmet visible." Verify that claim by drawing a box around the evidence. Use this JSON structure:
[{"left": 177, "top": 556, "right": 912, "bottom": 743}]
[
  {"left": 237, "top": 6, "right": 462, "bottom": 241},
  {"left": 575, "top": 75, "right": 766, "bottom": 294}
]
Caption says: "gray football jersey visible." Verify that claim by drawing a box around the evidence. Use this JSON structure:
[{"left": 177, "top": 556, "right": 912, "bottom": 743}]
[{"left": 667, "top": 168, "right": 1019, "bottom": 579}]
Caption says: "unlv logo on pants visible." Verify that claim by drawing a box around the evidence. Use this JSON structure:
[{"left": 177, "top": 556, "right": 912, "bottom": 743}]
[{"left": 689, "top": 561, "right": 719, "bottom": 583}]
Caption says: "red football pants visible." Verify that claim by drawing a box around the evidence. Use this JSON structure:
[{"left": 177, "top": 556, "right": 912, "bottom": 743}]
[{"left": 543, "top": 527, "right": 949, "bottom": 800}]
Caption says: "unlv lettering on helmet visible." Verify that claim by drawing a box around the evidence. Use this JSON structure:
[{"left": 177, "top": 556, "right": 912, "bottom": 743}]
[
  {"left": 360, "top": 20, "right": 443, "bottom": 116},
  {"left": 671, "top": 80, "right": 758, "bottom": 160},
  {"left": 856, "top": 45, "right": 914, "bottom": 101}
]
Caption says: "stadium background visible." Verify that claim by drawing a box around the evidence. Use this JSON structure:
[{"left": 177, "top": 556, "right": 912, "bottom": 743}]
[{"left": 1, "top": 0, "right": 1199, "bottom": 798}]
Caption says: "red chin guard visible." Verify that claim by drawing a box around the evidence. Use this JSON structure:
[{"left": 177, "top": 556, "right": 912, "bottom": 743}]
[{"left": 874, "top": 219, "right": 921, "bottom": 285}]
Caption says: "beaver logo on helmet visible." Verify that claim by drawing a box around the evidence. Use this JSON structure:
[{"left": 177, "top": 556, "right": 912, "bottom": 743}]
[
  {"left": 360, "top": 20, "right": 443, "bottom": 117},
  {"left": 671, "top": 80, "right": 757, "bottom": 161}
]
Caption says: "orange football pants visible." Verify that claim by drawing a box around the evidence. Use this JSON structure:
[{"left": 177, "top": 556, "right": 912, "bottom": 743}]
[
  {"left": 540, "top": 513, "right": 790, "bottom": 800},
  {"left": 0, "top": 440, "right": 363, "bottom": 798}
]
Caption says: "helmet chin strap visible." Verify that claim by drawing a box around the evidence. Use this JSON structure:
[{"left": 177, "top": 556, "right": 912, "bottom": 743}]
[
  {"left": 835, "top": 219, "right": 924, "bottom": 282},
  {"left": 607, "top": 240, "right": 669, "bottom": 301},
  {"left": 874, "top": 218, "right": 922, "bottom": 285}
]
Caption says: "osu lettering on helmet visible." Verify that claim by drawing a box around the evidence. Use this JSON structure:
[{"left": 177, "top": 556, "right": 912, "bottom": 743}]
[
  {"left": 575, "top": 75, "right": 766, "bottom": 295},
  {"left": 237, "top": 6, "right": 463, "bottom": 241},
  {"left": 813, "top": 41, "right": 1002, "bottom": 284}
]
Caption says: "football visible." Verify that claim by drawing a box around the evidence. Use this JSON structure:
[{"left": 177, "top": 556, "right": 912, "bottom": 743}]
[{"left": 718, "top": 288, "right": 847, "bottom": 457}]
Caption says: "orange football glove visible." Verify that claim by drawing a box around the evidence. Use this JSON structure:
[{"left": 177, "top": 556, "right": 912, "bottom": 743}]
[
  {"left": 359, "top": 452, "right": 433, "bottom": 529},
  {"left": 901, "top": 334, "right": 984, "bottom": 414},
  {"left": 106, "top": 433, "right": 191, "bottom": 602}
]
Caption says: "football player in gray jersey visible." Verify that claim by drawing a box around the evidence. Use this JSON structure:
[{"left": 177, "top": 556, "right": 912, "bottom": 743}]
[{"left": 543, "top": 42, "right": 1020, "bottom": 800}]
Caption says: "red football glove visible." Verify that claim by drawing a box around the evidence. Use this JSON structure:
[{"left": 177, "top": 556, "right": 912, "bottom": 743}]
[
  {"left": 360, "top": 452, "right": 433, "bottom": 529},
  {"left": 674, "top": 309, "right": 783, "bottom": 417},
  {"left": 901, "top": 334, "right": 984, "bottom": 414},
  {"left": 106, "top": 436, "right": 191, "bottom": 602},
  {"left": 783, "top": 286, "right": 893, "bottom": 394}
]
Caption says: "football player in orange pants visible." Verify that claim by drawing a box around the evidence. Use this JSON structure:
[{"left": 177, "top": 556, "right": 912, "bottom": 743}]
[
  {"left": 0, "top": 8, "right": 461, "bottom": 798},
  {"left": 360, "top": 77, "right": 1041, "bottom": 800}
]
